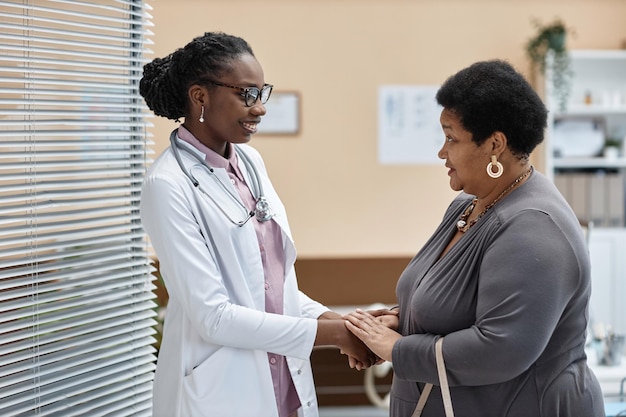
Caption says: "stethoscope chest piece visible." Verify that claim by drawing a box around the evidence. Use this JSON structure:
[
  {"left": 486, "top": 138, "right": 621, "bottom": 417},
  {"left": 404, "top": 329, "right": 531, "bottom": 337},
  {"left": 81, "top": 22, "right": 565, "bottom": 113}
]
[{"left": 255, "top": 197, "right": 274, "bottom": 222}]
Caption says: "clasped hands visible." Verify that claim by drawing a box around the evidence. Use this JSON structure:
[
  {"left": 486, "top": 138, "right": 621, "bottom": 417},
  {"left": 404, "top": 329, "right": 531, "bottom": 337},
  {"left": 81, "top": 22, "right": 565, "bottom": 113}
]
[{"left": 341, "top": 307, "right": 401, "bottom": 370}]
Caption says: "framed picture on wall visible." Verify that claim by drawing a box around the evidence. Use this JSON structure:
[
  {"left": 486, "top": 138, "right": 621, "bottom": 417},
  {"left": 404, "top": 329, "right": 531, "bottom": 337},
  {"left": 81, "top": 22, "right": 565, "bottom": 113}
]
[{"left": 257, "top": 91, "right": 300, "bottom": 135}]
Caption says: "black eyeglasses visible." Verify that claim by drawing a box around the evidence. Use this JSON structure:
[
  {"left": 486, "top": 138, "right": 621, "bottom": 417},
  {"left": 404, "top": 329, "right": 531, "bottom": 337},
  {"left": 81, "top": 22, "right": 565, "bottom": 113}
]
[{"left": 203, "top": 79, "right": 273, "bottom": 107}]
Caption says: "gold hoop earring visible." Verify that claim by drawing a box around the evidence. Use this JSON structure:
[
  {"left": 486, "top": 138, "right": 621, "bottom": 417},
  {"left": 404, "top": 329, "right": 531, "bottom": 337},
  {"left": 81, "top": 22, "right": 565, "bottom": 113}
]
[
  {"left": 486, "top": 155, "right": 503, "bottom": 178},
  {"left": 199, "top": 105, "right": 205, "bottom": 123}
]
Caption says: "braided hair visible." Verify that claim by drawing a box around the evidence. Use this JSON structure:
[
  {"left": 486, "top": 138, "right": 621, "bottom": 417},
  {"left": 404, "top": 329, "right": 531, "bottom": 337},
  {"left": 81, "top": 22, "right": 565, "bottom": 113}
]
[{"left": 139, "top": 32, "right": 254, "bottom": 121}]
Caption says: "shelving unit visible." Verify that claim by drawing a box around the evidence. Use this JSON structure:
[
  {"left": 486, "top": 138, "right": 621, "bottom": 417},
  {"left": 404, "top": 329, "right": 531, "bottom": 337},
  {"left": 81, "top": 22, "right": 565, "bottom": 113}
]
[
  {"left": 544, "top": 49, "right": 626, "bottom": 227},
  {"left": 544, "top": 50, "right": 626, "bottom": 335}
]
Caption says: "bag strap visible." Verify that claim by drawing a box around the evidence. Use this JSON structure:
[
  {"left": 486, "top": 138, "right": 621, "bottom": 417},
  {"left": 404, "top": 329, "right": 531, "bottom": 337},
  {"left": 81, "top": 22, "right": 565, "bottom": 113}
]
[
  {"left": 411, "top": 338, "right": 454, "bottom": 417},
  {"left": 436, "top": 337, "right": 454, "bottom": 417},
  {"left": 411, "top": 383, "right": 432, "bottom": 417}
]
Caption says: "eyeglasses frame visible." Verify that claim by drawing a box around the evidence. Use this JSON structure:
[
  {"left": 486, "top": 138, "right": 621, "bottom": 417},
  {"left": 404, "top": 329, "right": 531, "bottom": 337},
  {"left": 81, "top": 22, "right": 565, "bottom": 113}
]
[{"left": 201, "top": 79, "right": 273, "bottom": 107}]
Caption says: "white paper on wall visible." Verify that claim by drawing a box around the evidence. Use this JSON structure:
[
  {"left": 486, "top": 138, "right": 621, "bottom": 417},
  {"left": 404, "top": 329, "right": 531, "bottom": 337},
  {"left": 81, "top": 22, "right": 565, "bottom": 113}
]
[{"left": 378, "top": 85, "right": 443, "bottom": 165}]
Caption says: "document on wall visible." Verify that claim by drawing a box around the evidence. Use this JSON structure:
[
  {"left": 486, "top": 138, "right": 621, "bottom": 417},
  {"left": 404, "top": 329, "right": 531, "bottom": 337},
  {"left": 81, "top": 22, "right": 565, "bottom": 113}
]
[{"left": 378, "top": 85, "right": 443, "bottom": 165}]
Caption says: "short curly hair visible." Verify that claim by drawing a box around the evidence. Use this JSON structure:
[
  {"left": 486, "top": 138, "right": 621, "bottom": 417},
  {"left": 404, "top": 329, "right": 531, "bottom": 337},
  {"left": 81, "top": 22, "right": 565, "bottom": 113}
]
[
  {"left": 139, "top": 32, "right": 254, "bottom": 121},
  {"left": 435, "top": 60, "right": 548, "bottom": 157}
]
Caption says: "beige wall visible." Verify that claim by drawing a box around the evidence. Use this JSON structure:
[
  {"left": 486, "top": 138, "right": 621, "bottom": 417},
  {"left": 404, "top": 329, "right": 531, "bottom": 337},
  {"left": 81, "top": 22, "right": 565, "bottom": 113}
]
[{"left": 148, "top": 0, "right": 626, "bottom": 258}]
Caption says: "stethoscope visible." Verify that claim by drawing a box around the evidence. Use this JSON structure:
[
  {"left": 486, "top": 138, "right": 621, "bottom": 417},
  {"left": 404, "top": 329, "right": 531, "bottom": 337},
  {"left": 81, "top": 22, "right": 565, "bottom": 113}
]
[{"left": 169, "top": 129, "right": 274, "bottom": 227}]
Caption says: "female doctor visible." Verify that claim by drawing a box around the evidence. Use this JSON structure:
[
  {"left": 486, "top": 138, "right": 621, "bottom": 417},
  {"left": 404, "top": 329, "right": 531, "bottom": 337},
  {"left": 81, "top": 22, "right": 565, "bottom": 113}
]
[{"left": 138, "top": 32, "right": 376, "bottom": 417}]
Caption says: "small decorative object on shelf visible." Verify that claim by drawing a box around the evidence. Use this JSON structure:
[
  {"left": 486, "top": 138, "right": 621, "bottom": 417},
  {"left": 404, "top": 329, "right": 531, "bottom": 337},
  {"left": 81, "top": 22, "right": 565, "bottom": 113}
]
[
  {"left": 604, "top": 137, "right": 623, "bottom": 159},
  {"left": 526, "top": 17, "right": 575, "bottom": 111}
]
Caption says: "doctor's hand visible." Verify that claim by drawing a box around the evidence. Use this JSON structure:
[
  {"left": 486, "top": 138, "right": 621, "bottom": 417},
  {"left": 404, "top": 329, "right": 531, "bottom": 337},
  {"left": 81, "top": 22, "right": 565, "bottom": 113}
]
[
  {"left": 314, "top": 318, "right": 378, "bottom": 370},
  {"left": 338, "top": 330, "right": 379, "bottom": 370},
  {"left": 344, "top": 309, "right": 402, "bottom": 363}
]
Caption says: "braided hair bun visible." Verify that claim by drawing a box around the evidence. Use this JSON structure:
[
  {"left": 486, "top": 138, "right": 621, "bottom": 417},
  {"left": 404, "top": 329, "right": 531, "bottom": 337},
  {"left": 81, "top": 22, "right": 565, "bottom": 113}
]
[{"left": 139, "top": 32, "right": 254, "bottom": 121}]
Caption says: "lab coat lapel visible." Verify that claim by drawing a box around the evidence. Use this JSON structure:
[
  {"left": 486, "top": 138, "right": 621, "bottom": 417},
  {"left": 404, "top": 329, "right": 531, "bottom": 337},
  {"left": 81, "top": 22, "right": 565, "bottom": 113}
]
[
  {"left": 235, "top": 147, "right": 297, "bottom": 269},
  {"left": 179, "top": 151, "right": 248, "bottom": 222}
]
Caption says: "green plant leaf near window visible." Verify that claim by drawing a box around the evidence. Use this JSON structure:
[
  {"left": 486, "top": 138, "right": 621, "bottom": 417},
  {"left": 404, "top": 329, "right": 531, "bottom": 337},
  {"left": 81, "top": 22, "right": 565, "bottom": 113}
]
[{"left": 526, "top": 17, "right": 575, "bottom": 111}]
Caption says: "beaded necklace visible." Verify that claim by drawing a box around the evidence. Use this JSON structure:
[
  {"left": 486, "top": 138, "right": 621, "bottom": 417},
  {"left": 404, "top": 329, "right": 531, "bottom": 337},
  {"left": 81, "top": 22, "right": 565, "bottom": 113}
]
[{"left": 456, "top": 166, "right": 533, "bottom": 233}]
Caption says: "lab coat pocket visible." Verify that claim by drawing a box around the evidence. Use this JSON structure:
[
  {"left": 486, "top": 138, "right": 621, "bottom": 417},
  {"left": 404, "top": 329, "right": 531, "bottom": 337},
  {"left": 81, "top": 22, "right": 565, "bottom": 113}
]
[
  {"left": 181, "top": 348, "right": 276, "bottom": 417},
  {"left": 181, "top": 354, "right": 221, "bottom": 417}
]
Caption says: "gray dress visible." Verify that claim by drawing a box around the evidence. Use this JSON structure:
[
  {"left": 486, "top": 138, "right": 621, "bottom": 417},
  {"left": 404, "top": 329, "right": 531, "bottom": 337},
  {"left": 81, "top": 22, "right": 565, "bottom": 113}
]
[{"left": 391, "top": 170, "right": 605, "bottom": 417}]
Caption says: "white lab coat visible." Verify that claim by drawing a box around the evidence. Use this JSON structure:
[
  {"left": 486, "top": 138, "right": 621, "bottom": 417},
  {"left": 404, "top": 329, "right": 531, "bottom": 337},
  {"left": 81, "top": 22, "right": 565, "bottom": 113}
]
[{"left": 140, "top": 136, "right": 329, "bottom": 417}]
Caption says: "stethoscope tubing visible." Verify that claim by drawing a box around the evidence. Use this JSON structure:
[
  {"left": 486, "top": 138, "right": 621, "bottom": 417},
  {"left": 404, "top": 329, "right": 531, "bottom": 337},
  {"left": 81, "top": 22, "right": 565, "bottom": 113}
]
[{"left": 168, "top": 129, "right": 271, "bottom": 225}]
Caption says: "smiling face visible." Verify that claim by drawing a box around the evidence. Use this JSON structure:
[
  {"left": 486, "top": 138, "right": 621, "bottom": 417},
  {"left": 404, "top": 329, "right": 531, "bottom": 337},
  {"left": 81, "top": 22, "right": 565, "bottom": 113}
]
[
  {"left": 437, "top": 108, "right": 492, "bottom": 196},
  {"left": 186, "top": 53, "right": 267, "bottom": 156}
]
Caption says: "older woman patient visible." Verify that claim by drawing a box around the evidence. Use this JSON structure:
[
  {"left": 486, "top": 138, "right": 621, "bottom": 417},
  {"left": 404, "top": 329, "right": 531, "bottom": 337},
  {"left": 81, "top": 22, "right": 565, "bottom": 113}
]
[{"left": 345, "top": 60, "right": 605, "bottom": 417}]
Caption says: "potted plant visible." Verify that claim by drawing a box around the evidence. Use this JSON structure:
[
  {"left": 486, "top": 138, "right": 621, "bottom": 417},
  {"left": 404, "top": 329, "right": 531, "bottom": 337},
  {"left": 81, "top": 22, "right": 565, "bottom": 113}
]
[
  {"left": 604, "top": 137, "right": 623, "bottom": 159},
  {"left": 526, "top": 17, "right": 574, "bottom": 111}
]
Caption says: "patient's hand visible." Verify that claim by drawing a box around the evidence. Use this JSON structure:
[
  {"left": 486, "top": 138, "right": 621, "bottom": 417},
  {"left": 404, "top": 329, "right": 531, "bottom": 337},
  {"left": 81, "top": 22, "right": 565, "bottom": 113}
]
[
  {"left": 344, "top": 309, "right": 401, "bottom": 362},
  {"left": 344, "top": 307, "right": 399, "bottom": 331}
]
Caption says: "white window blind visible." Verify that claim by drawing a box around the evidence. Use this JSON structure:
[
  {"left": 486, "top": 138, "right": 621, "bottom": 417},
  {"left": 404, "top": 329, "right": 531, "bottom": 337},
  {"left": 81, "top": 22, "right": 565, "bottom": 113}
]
[{"left": 0, "top": 1, "right": 157, "bottom": 416}]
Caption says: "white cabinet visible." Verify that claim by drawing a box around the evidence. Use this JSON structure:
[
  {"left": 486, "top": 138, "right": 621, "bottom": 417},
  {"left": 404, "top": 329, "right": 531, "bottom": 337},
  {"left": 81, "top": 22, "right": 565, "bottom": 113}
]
[{"left": 588, "top": 228, "right": 626, "bottom": 335}]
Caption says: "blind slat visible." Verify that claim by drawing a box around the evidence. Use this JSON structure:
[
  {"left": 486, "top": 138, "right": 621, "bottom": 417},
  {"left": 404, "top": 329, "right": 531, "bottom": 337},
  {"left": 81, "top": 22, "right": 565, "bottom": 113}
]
[
  {"left": 0, "top": 87, "right": 153, "bottom": 100},
  {"left": 0, "top": 247, "right": 150, "bottom": 274},
  {"left": 0, "top": 76, "right": 143, "bottom": 90},
  {"left": 0, "top": 205, "right": 142, "bottom": 224},
  {"left": 0, "top": 196, "right": 143, "bottom": 216},
  {"left": 0, "top": 98, "right": 150, "bottom": 109},
  {"left": 0, "top": 316, "right": 157, "bottom": 359},
  {"left": 0, "top": 129, "right": 151, "bottom": 137},
  {"left": 0, "top": 1, "right": 151, "bottom": 27},
  {"left": 11, "top": 365, "right": 156, "bottom": 417},
  {"left": 0, "top": 21, "right": 154, "bottom": 44},
  {"left": 0, "top": 53, "right": 151, "bottom": 72},
  {"left": 10, "top": 257, "right": 153, "bottom": 282},
  {"left": 0, "top": 141, "right": 151, "bottom": 148},
  {"left": 2, "top": 355, "right": 156, "bottom": 413},
  {"left": 0, "top": 329, "right": 156, "bottom": 380},
  {"left": 0, "top": 64, "right": 143, "bottom": 81},
  {"left": 0, "top": 43, "right": 152, "bottom": 64},
  {"left": 0, "top": 299, "right": 158, "bottom": 344},
  {"left": 0, "top": 293, "right": 157, "bottom": 331}
]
